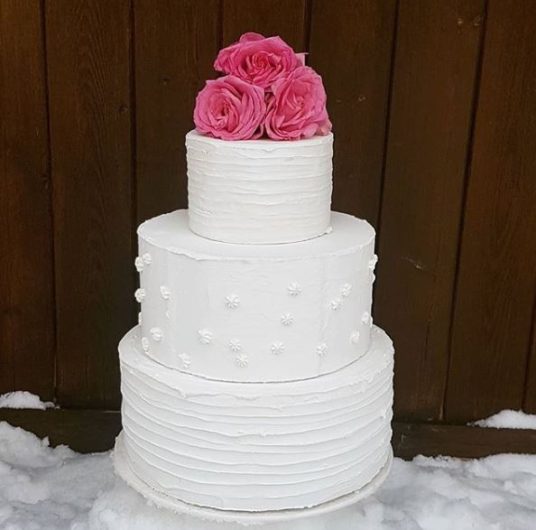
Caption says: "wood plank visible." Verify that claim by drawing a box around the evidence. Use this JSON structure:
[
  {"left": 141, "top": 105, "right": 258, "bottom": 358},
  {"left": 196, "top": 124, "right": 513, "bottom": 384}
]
[
  {"left": 222, "top": 0, "right": 306, "bottom": 49},
  {"left": 446, "top": 0, "right": 536, "bottom": 422},
  {"left": 0, "top": 1, "right": 55, "bottom": 399},
  {"left": 525, "top": 305, "right": 536, "bottom": 412},
  {"left": 375, "top": 0, "right": 486, "bottom": 421},
  {"left": 3, "top": 409, "right": 536, "bottom": 459},
  {"left": 308, "top": 0, "right": 397, "bottom": 226},
  {"left": 46, "top": 0, "right": 134, "bottom": 408},
  {"left": 135, "top": 0, "right": 220, "bottom": 223}
]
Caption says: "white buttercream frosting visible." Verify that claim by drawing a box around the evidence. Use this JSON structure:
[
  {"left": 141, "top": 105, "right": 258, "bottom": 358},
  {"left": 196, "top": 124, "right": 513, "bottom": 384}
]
[
  {"left": 117, "top": 325, "right": 393, "bottom": 512},
  {"left": 136, "top": 210, "right": 376, "bottom": 382},
  {"left": 186, "top": 131, "right": 333, "bottom": 244}
]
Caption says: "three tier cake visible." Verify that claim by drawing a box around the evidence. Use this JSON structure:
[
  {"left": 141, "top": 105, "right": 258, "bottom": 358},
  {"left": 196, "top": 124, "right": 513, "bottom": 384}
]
[{"left": 114, "top": 32, "right": 394, "bottom": 518}]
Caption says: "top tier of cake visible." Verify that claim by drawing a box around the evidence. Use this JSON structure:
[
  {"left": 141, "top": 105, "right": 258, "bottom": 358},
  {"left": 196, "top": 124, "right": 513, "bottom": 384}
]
[{"left": 186, "top": 130, "right": 333, "bottom": 244}]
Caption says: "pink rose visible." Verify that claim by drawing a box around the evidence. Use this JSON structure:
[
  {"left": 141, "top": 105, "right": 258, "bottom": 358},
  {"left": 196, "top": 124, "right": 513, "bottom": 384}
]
[
  {"left": 214, "top": 32, "right": 304, "bottom": 90},
  {"left": 194, "top": 75, "right": 266, "bottom": 140},
  {"left": 265, "top": 66, "right": 332, "bottom": 140}
]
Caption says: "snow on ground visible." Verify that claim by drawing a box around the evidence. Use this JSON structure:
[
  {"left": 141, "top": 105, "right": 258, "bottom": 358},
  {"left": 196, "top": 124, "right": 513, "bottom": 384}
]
[
  {"left": 0, "top": 392, "right": 54, "bottom": 410},
  {"left": 472, "top": 409, "right": 536, "bottom": 430},
  {"left": 1, "top": 421, "right": 536, "bottom": 530}
]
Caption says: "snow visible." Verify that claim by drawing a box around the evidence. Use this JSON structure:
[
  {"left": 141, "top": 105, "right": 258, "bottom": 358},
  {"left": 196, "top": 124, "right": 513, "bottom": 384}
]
[
  {"left": 472, "top": 409, "right": 536, "bottom": 430},
  {"left": 0, "top": 391, "right": 54, "bottom": 410},
  {"left": 1, "top": 421, "right": 536, "bottom": 530}
]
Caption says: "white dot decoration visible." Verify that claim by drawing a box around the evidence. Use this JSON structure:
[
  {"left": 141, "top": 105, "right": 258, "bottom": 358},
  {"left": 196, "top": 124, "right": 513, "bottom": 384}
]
[
  {"left": 340, "top": 283, "right": 352, "bottom": 298},
  {"left": 316, "top": 343, "right": 328, "bottom": 357},
  {"left": 350, "top": 331, "right": 360, "bottom": 344},
  {"left": 225, "top": 294, "right": 240, "bottom": 309},
  {"left": 138, "top": 312, "right": 142, "bottom": 325},
  {"left": 134, "top": 257, "right": 144, "bottom": 272},
  {"left": 160, "top": 286, "right": 171, "bottom": 300},
  {"left": 229, "top": 339, "right": 242, "bottom": 353},
  {"left": 142, "top": 253, "right": 152, "bottom": 265},
  {"left": 368, "top": 254, "right": 378, "bottom": 271},
  {"left": 271, "top": 342, "right": 285, "bottom": 355},
  {"left": 134, "top": 288, "right": 145, "bottom": 303},
  {"left": 198, "top": 329, "right": 213, "bottom": 344},
  {"left": 361, "top": 312, "right": 373, "bottom": 327},
  {"left": 150, "top": 327, "right": 163, "bottom": 342},
  {"left": 141, "top": 337, "right": 150, "bottom": 352},
  {"left": 330, "top": 298, "right": 342, "bottom": 311},
  {"left": 235, "top": 353, "right": 249, "bottom": 368},
  {"left": 287, "top": 282, "right": 302, "bottom": 297},
  {"left": 280, "top": 313, "right": 294, "bottom": 326},
  {"left": 178, "top": 353, "right": 191, "bottom": 370}
]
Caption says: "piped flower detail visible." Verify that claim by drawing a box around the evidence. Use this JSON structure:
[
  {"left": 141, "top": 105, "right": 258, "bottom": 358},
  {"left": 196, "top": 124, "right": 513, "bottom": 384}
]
[
  {"left": 287, "top": 282, "right": 302, "bottom": 297},
  {"left": 235, "top": 353, "right": 249, "bottom": 368},
  {"left": 361, "top": 312, "right": 373, "bottom": 327},
  {"left": 271, "top": 342, "right": 285, "bottom": 355},
  {"left": 160, "top": 286, "right": 171, "bottom": 300},
  {"left": 150, "top": 327, "right": 163, "bottom": 342},
  {"left": 229, "top": 339, "right": 242, "bottom": 353},
  {"left": 368, "top": 255, "right": 378, "bottom": 271},
  {"left": 134, "top": 257, "right": 144, "bottom": 272},
  {"left": 340, "top": 283, "right": 352, "bottom": 298},
  {"left": 316, "top": 343, "right": 328, "bottom": 357},
  {"left": 142, "top": 253, "right": 152, "bottom": 265},
  {"left": 134, "top": 288, "right": 146, "bottom": 303},
  {"left": 178, "top": 353, "right": 191, "bottom": 370},
  {"left": 141, "top": 337, "right": 150, "bottom": 352},
  {"left": 225, "top": 294, "right": 240, "bottom": 309},
  {"left": 350, "top": 331, "right": 361, "bottom": 345},
  {"left": 330, "top": 298, "right": 342, "bottom": 311},
  {"left": 198, "top": 329, "right": 213, "bottom": 344},
  {"left": 280, "top": 313, "right": 294, "bottom": 326}
]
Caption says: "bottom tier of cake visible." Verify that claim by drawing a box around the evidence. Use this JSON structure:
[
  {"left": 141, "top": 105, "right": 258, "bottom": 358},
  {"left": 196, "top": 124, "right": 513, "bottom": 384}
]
[{"left": 115, "top": 325, "right": 394, "bottom": 512}]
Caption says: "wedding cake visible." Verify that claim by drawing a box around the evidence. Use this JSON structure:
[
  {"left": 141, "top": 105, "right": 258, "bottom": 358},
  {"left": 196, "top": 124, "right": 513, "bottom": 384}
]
[{"left": 114, "top": 33, "right": 394, "bottom": 517}]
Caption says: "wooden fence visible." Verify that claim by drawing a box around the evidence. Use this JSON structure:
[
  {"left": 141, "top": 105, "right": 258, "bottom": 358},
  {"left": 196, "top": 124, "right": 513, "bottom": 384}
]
[{"left": 2, "top": 0, "right": 536, "bottom": 426}]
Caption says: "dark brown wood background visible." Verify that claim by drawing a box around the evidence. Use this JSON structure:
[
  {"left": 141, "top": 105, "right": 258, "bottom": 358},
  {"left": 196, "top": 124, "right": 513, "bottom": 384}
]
[{"left": 2, "top": 0, "right": 536, "bottom": 425}]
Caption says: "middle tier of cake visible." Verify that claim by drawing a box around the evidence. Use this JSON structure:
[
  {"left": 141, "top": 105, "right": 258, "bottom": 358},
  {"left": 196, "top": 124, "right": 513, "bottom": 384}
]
[{"left": 135, "top": 210, "right": 376, "bottom": 382}]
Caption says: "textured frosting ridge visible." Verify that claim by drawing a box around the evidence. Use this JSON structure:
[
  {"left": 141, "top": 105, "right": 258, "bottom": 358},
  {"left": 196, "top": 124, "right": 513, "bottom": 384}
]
[
  {"left": 119, "top": 325, "right": 394, "bottom": 512},
  {"left": 135, "top": 210, "right": 377, "bottom": 382},
  {"left": 186, "top": 130, "right": 333, "bottom": 244}
]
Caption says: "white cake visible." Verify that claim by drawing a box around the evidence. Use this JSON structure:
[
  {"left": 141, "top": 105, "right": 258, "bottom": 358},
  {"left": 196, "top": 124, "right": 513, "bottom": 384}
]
[{"left": 115, "top": 131, "right": 394, "bottom": 515}]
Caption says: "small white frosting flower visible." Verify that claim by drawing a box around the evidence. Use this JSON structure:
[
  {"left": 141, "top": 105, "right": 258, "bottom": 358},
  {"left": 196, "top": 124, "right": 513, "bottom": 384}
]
[
  {"left": 228, "top": 339, "right": 242, "bottom": 353},
  {"left": 235, "top": 353, "right": 249, "bottom": 368},
  {"left": 134, "top": 288, "right": 145, "bottom": 303},
  {"left": 198, "top": 329, "right": 213, "bottom": 344},
  {"left": 178, "top": 353, "right": 191, "bottom": 369},
  {"left": 368, "top": 254, "right": 378, "bottom": 270},
  {"left": 361, "top": 312, "right": 373, "bottom": 327},
  {"left": 150, "top": 327, "right": 163, "bottom": 342},
  {"left": 316, "top": 343, "right": 328, "bottom": 357},
  {"left": 160, "top": 285, "right": 170, "bottom": 300},
  {"left": 225, "top": 294, "right": 240, "bottom": 309},
  {"left": 271, "top": 342, "right": 285, "bottom": 355},
  {"left": 280, "top": 313, "right": 294, "bottom": 326},
  {"left": 142, "top": 253, "right": 152, "bottom": 265},
  {"left": 330, "top": 298, "right": 342, "bottom": 311},
  {"left": 141, "top": 337, "right": 150, "bottom": 352},
  {"left": 340, "top": 283, "right": 352, "bottom": 297},
  {"left": 134, "top": 257, "right": 144, "bottom": 272},
  {"left": 287, "top": 282, "right": 302, "bottom": 296},
  {"left": 350, "top": 331, "right": 360, "bottom": 344}
]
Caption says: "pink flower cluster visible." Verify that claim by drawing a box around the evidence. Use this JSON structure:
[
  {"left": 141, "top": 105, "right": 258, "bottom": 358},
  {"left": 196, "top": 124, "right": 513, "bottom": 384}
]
[{"left": 194, "top": 33, "right": 331, "bottom": 141}]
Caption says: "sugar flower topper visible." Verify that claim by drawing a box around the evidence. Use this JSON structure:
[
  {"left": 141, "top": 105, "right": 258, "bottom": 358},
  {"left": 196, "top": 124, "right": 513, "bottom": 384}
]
[{"left": 194, "top": 32, "right": 331, "bottom": 141}]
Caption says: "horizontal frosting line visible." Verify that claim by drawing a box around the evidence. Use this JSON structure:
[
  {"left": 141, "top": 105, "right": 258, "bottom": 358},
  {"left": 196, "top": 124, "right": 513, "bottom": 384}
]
[
  {"left": 123, "top": 433, "right": 390, "bottom": 489},
  {"left": 122, "top": 415, "right": 391, "bottom": 474},
  {"left": 122, "top": 406, "right": 392, "bottom": 465},
  {"left": 120, "top": 364, "right": 393, "bottom": 420}
]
